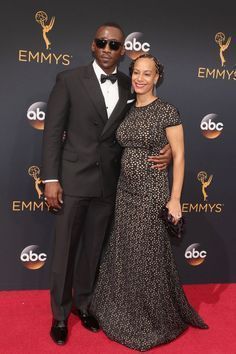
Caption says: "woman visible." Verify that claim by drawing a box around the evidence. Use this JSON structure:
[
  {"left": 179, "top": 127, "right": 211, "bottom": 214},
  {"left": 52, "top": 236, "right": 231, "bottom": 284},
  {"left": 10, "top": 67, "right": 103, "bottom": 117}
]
[{"left": 90, "top": 54, "right": 208, "bottom": 351}]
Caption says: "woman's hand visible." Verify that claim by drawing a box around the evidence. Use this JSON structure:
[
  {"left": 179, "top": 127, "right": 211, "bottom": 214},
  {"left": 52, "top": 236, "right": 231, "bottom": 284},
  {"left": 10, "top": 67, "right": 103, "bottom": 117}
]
[{"left": 166, "top": 198, "right": 182, "bottom": 225}]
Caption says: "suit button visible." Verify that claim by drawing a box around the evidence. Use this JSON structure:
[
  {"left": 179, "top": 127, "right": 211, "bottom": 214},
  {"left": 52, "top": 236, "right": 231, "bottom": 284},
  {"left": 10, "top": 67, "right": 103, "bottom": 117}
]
[{"left": 95, "top": 161, "right": 100, "bottom": 166}]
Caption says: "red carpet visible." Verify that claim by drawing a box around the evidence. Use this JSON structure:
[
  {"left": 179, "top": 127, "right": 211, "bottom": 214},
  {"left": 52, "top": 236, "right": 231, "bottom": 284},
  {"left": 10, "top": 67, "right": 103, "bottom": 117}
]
[{"left": 0, "top": 283, "right": 235, "bottom": 354}]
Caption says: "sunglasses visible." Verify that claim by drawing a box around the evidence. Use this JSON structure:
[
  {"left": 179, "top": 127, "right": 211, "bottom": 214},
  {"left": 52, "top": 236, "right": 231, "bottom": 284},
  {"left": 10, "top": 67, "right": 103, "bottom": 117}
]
[{"left": 94, "top": 38, "right": 122, "bottom": 51}]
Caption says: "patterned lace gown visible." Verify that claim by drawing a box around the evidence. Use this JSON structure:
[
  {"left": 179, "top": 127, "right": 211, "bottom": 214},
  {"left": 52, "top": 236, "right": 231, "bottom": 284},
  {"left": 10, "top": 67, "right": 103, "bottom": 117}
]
[{"left": 90, "top": 98, "right": 207, "bottom": 351}]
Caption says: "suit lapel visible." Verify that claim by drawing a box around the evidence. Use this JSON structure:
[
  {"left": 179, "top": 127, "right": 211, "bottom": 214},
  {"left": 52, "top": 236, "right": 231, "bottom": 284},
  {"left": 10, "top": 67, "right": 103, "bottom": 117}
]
[
  {"left": 80, "top": 64, "right": 108, "bottom": 124},
  {"left": 100, "top": 72, "right": 130, "bottom": 138}
]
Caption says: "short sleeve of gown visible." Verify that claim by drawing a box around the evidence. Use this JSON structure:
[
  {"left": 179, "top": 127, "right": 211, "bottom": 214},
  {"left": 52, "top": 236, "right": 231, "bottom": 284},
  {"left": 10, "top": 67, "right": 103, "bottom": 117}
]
[{"left": 164, "top": 104, "right": 182, "bottom": 128}]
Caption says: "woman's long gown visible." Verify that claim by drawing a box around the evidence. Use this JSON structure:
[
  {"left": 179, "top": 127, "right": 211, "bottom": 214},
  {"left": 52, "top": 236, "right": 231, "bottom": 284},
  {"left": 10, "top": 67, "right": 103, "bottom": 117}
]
[{"left": 90, "top": 98, "right": 208, "bottom": 351}]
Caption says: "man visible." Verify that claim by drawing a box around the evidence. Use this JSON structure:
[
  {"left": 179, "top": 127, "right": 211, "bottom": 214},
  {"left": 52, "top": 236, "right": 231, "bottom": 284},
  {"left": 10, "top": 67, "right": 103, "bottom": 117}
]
[{"left": 42, "top": 22, "right": 171, "bottom": 345}]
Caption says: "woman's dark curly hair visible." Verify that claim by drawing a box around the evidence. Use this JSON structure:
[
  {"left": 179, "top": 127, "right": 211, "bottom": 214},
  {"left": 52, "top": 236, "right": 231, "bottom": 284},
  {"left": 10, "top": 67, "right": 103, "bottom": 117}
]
[{"left": 129, "top": 53, "right": 164, "bottom": 85}]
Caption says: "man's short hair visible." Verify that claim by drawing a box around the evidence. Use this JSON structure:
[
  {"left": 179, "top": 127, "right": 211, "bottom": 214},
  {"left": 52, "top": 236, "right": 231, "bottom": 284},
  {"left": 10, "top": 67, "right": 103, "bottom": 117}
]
[{"left": 95, "top": 22, "right": 125, "bottom": 41}]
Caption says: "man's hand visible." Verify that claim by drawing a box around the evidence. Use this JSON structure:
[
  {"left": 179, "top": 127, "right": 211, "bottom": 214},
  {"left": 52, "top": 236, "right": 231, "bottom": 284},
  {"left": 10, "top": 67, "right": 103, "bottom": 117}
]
[
  {"left": 147, "top": 144, "right": 172, "bottom": 170},
  {"left": 44, "top": 182, "right": 63, "bottom": 209}
]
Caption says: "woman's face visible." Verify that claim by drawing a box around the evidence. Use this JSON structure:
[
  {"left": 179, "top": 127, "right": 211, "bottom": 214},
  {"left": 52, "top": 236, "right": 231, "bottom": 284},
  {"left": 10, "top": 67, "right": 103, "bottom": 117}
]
[{"left": 132, "top": 58, "right": 159, "bottom": 95}]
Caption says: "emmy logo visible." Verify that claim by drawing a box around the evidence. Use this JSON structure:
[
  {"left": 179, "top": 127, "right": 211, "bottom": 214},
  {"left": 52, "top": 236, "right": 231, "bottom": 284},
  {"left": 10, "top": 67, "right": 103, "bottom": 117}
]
[
  {"left": 197, "top": 171, "right": 213, "bottom": 202},
  {"left": 28, "top": 166, "right": 43, "bottom": 199},
  {"left": 215, "top": 32, "right": 231, "bottom": 67},
  {"left": 35, "top": 11, "right": 55, "bottom": 50}
]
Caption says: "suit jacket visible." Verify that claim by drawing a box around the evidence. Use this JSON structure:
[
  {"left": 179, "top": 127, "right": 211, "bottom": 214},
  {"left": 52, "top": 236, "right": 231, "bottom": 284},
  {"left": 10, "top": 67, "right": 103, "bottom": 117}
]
[{"left": 41, "top": 63, "right": 133, "bottom": 197}]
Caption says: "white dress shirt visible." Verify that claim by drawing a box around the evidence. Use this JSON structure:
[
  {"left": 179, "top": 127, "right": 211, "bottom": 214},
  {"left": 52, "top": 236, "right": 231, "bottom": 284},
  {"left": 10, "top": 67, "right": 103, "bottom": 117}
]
[
  {"left": 44, "top": 60, "right": 119, "bottom": 183},
  {"left": 92, "top": 60, "right": 119, "bottom": 118}
]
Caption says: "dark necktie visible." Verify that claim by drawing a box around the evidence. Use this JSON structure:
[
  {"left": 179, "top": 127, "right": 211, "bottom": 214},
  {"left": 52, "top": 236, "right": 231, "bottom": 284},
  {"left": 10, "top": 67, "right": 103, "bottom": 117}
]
[{"left": 100, "top": 73, "right": 117, "bottom": 84}]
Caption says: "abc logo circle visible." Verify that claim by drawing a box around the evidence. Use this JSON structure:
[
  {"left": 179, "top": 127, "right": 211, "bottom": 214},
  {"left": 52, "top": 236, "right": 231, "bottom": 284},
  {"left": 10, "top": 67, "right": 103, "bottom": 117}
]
[
  {"left": 125, "top": 32, "right": 150, "bottom": 59},
  {"left": 200, "top": 113, "right": 223, "bottom": 139},
  {"left": 185, "top": 243, "right": 207, "bottom": 266},
  {"left": 27, "top": 102, "right": 46, "bottom": 130},
  {"left": 20, "top": 245, "right": 47, "bottom": 270}
]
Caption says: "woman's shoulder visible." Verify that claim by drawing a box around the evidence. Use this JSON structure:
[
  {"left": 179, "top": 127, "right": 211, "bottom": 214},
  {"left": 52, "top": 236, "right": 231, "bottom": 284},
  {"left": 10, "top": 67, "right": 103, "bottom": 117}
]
[
  {"left": 157, "top": 98, "right": 179, "bottom": 116},
  {"left": 156, "top": 98, "right": 181, "bottom": 127}
]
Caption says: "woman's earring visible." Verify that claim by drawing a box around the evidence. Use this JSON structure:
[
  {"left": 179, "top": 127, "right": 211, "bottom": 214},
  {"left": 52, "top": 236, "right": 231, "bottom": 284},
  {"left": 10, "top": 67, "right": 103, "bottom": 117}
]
[
  {"left": 153, "top": 84, "right": 157, "bottom": 96},
  {"left": 131, "top": 86, "right": 134, "bottom": 94}
]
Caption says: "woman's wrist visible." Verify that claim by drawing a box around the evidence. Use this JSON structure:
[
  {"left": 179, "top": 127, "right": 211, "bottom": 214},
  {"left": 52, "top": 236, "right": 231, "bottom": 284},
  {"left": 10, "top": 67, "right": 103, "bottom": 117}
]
[{"left": 169, "top": 196, "right": 180, "bottom": 202}]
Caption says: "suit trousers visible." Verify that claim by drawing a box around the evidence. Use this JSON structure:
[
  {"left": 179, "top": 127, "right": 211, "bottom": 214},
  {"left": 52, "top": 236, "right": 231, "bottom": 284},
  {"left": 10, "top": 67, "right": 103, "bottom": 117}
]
[{"left": 50, "top": 194, "right": 115, "bottom": 320}]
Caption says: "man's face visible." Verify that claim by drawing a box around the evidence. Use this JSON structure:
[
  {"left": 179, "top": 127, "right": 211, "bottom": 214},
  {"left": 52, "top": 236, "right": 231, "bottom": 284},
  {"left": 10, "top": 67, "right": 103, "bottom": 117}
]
[{"left": 91, "top": 26, "right": 125, "bottom": 74}]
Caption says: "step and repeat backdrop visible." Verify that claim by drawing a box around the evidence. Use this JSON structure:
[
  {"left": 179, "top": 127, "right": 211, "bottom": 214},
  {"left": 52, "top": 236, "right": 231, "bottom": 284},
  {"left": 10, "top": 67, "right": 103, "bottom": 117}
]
[{"left": 1, "top": 1, "right": 235, "bottom": 290}]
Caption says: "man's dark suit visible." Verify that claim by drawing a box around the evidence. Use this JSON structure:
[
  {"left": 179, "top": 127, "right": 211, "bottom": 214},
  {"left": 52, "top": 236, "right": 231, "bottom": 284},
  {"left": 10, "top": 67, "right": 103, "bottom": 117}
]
[{"left": 42, "top": 63, "right": 132, "bottom": 320}]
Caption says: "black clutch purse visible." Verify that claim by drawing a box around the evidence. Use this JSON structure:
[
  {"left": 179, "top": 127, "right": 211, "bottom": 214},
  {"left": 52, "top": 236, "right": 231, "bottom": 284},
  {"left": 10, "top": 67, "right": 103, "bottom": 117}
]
[{"left": 159, "top": 206, "right": 185, "bottom": 239}]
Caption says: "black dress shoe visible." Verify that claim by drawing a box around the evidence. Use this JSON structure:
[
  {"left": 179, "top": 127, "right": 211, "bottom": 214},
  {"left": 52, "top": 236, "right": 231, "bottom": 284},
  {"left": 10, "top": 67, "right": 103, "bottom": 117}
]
[
  {"left": 75, "top": 309, "right": 100, "bottom": 332},
  {"left": 50, "top": 319, "right": 68, "bottom": 345}
]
